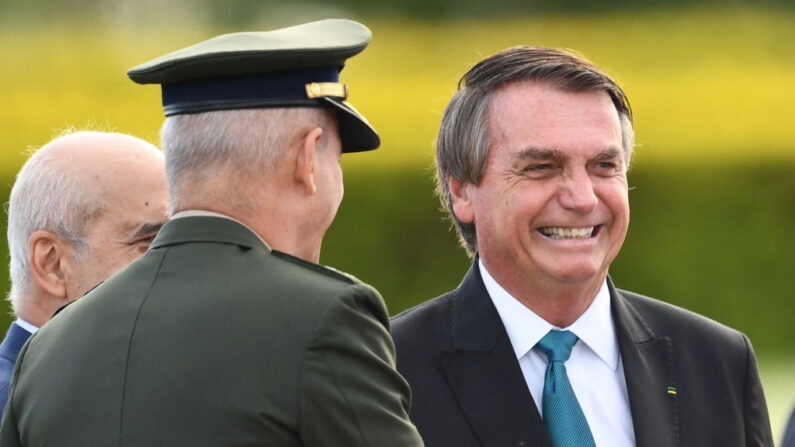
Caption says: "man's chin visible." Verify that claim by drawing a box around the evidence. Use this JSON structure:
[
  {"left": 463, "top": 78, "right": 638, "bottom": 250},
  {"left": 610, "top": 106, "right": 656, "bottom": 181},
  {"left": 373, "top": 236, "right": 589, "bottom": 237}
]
[{"left": 545, "top": 263, "right": 607, "bottom": 286}]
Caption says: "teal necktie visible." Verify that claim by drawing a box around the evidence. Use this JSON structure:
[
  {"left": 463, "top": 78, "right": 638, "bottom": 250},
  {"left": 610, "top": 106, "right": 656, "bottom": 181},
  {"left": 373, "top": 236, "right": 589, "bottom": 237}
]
[{"left": 537, "top": 330, "right": 596, "bottom": 447}]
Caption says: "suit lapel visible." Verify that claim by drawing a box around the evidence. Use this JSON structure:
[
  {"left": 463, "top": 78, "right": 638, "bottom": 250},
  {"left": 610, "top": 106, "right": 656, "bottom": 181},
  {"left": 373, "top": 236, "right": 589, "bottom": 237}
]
[
  {"left": 441, "top": 265, "right": 552, "bottom": 447},
  {"left": 610, "top": 279, "right": 679, "bottom": 447},
  {"left": 0, "top": 323, "right": 32, "bottom": 364}
]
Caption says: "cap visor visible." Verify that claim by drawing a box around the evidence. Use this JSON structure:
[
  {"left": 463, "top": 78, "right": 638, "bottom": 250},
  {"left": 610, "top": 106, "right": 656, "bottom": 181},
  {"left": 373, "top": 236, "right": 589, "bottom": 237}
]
[{"left": 322, "top": 97, "right": 380, "bottom": 153}]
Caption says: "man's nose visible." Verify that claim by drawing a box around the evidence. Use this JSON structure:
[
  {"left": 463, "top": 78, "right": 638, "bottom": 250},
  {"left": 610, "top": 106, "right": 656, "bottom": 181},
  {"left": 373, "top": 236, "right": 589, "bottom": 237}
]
[{"left": 557, "top": 168, "right": 598, "bottom": 214}]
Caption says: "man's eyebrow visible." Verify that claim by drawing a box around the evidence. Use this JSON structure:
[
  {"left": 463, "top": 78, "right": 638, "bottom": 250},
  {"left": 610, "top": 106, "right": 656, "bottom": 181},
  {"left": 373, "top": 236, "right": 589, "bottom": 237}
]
[
  {"left": 130, "top": 222, "right": 165, "bottom": 239},
  {"left": 593, "top": 148, "right": 623, "bottom": 160},
  {"left": 514, "top": 147, "right": 564, "bottom": 160}
]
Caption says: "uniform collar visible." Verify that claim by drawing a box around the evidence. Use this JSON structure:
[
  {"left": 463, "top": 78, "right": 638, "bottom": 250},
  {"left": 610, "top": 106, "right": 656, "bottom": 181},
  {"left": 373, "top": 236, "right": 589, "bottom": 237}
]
[{"left": 171, "top": 210, "right": 271, "bottom": 250}]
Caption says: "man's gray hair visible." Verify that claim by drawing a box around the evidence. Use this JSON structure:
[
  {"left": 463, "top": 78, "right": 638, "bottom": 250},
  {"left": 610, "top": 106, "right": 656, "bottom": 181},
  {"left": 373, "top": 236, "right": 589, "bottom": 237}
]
[
  {"left": 161, "top": 107, "right": 331, "bottom": 213},
  {"left": 436, "top": 46, "right": 635, "bottom": 255},
  {"left": 6, "top": 140, "right": 104, "bottom": 314}
]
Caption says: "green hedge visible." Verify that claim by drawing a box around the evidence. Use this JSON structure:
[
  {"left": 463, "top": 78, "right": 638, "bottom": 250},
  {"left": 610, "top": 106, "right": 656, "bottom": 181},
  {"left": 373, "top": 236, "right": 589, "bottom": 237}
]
[{"left": 1, "top": 160, "right": 792, "bottom": 353}]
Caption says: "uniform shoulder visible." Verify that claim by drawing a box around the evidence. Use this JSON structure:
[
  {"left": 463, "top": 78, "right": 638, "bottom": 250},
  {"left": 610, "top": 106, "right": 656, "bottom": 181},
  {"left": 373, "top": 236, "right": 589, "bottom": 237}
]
[
  {"left": 271, "top": 250, "right": 358, "bottom": 286},
  {"left": 268, "top": 250, "right": 383, "bottom": 313}
]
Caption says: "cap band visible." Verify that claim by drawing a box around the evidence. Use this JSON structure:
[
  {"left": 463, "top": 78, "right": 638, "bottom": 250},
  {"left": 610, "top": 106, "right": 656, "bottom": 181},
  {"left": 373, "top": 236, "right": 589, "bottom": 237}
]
[{"left": 161, "top": 65, "right": 340, "bottom": 115}]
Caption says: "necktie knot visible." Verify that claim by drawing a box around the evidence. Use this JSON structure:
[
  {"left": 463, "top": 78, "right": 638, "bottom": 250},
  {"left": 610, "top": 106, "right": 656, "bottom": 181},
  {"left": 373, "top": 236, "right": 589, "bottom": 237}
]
[{"left": 537, "top": 330, "right": 578, "bottom": 363}]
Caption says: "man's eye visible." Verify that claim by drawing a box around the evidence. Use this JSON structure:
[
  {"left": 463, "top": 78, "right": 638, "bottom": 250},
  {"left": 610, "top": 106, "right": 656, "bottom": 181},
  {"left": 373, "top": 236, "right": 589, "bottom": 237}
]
[
  {"left": 527, "top": 164, "right": 551, "bottom": 171},
  {"left": 593, "top": 160, "right": 624, "bottom": 174},
  {"left": 138, "top": 236, "right": 156, "bottom": 245}
]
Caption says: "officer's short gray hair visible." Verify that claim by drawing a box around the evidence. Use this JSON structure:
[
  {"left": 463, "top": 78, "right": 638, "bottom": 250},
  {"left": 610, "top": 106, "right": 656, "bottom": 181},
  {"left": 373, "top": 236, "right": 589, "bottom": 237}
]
[{"left": 161, "top": 107, "right": 333, "bottom": 214}]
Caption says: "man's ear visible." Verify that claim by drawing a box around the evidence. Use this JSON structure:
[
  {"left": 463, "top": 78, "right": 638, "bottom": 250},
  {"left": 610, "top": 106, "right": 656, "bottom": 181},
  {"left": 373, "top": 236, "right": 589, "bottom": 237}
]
[
  {"left": 448, "top": 176, "right": 476, "bottom": 224},
  {"left": 294, "top": 127, "right": 324, "bottom": 195},
  {"left": 28, "top": 230, "right": 68, "bottom": 299}
]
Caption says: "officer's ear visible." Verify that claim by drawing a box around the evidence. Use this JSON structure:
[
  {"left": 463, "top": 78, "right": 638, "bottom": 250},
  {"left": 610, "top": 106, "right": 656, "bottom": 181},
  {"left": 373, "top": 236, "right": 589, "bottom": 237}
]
[
  {"left": 448, "top": 176, "right": 475, "bottom": 224},
  {"left": 294, "top": 126, "right": 324, "bottom": 195},
  {"left": 28, "top": 230, "right": 69, "bottom": 299}
]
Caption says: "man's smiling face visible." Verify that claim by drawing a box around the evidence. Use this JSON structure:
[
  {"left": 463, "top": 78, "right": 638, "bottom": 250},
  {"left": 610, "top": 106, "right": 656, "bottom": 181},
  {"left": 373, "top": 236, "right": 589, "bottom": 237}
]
[{"left": 450, "top": 81, "right": 630, "bottom": 290}]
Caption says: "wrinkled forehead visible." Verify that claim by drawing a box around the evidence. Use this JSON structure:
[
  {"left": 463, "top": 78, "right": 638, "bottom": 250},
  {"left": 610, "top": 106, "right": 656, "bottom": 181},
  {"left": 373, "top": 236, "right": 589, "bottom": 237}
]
[
  {"left": 486, "top": 82, "right": 624, "bottom": 162},
  {"left": 489, "top": 80, "right": 621, "bottom": 118}
]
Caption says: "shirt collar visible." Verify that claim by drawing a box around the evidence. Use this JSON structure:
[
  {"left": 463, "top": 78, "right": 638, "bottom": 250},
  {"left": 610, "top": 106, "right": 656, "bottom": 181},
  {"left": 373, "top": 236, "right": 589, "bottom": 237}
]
[
  {"left": 480, "top": 259, "right": 551, "bottom": 361},
  {"left": 171, "top": 210, "right": 271, "bottom": 250},
  {"left": 567, "top": 280, "right": 619, "bottom": 370},
  {"left": 479, "top": 260, "right": 619, "bottom": 371},
  {"left": 15, "top": 317, "right": 39, "bottom": 335}
]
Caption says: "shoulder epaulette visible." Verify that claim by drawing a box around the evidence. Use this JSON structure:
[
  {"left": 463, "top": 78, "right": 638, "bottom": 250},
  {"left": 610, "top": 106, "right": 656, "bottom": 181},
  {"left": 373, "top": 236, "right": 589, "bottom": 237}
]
[{"left": 271, "top": 250, "right": 356, "bottom": 285}]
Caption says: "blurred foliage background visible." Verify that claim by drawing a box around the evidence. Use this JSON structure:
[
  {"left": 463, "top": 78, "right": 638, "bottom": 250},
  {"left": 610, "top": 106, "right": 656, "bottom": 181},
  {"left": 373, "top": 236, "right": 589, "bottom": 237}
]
[{"left": 1, "top": 0, "right": 793, "bottom": 440}]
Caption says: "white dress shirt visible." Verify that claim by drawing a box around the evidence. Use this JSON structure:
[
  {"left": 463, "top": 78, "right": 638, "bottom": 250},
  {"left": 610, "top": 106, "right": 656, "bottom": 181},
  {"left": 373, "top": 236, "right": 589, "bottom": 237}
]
[
  {"left": 480, "top": 260, "right": 636, "bottom": 446},
  {"left": 14, "top": 318, "right": 38, "bottom": 335}
]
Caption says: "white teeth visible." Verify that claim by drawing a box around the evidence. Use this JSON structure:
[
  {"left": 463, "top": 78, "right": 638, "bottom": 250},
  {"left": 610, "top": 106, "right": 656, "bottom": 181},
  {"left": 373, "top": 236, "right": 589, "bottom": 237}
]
[{"left": 538, "top": 226, "right": 594, "bottom": 239}]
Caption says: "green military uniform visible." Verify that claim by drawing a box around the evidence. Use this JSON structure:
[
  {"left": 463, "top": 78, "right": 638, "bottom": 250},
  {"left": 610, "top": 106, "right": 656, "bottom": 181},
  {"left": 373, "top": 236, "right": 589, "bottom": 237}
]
[
  {"left": 0, "top": 19, "right": 423, "bottom": 446},
  {"left": 1, "top": 215, "right": 421, "bottom": 446}
]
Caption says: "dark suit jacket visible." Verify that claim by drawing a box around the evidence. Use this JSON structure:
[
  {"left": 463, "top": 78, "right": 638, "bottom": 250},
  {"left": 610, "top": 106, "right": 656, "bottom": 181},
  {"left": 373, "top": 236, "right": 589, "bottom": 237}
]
[
  {"left": 0, "top": 323, "right": 32, "bottom": 420},
  {"left": 391, "top": 264, "right": 773, "bottom": 447},
  {"left": 0, "top": 216, "right": 422, "bottom": 446},
  {"left": 783, "top": 407, "right": 795, "bottom": 447}
]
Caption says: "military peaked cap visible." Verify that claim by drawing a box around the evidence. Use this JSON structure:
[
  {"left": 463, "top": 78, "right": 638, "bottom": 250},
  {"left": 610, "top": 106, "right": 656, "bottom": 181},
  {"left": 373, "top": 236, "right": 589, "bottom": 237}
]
[{"left": 127, "top": 19, "right": 379, "bottom": 152}]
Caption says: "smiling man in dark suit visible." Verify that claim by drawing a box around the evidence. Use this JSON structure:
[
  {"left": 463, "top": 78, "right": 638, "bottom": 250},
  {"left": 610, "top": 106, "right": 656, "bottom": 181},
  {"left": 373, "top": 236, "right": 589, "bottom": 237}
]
[
  {"left": 391, "top": 46, "right": 773, "bottom": 446},
  {"left": 1, "top": 20, "right": 422, "bottom": 446}
]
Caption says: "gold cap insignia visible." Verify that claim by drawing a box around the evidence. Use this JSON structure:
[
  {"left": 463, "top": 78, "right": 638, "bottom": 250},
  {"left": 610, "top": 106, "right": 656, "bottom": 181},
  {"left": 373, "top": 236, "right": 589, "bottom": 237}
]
[{"left": 305, "top": 82, "right": 349, "bottom": 100}]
